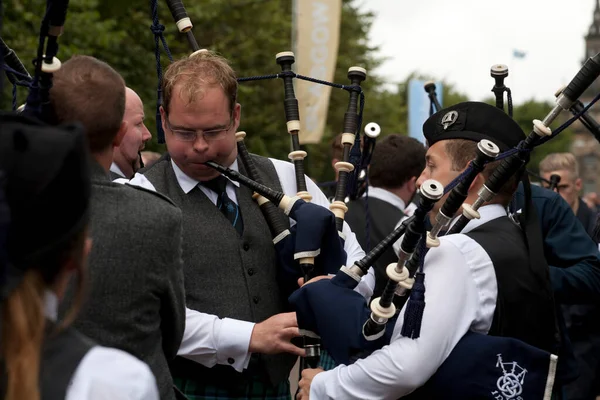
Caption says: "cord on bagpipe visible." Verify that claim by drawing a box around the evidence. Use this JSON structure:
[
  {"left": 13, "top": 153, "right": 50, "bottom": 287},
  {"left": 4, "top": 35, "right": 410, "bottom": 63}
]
[
  {"left": 554, "top": 85, "right": 600, "bottom": 144},
  {"left": 526, "top": 169, "right": 562, "bottom": 191},
  {"left": 0, "top": 37, "right": 33, "bottom": 111},
  {"left": 150, "top": 0, "right": 209, "bottom": 144},
  {"left": 0, "top": 1, "right": 67, "bottom": 116},
  {"left": 150, "top": 0, "right": 175, "bottom": 144}
]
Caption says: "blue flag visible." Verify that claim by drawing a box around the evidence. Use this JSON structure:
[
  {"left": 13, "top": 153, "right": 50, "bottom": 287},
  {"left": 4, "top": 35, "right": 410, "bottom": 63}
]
[
  {"left": 408, "top": 80, "right": 443, "bottom": 145},
  {"left": 513, "top": 49, "right": 527, "bottom": 59}
]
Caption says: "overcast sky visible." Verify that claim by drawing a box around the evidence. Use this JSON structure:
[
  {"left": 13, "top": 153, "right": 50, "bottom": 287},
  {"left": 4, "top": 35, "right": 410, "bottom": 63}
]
[{"left": 360, "top": 0, "right": 597, "bottom": 105}]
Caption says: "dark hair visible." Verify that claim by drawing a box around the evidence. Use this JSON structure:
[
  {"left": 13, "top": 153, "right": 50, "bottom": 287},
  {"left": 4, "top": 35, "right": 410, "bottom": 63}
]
[
  {"left": 444, "top": 139, "right": 520, "bottom": 204},
  {"left": 50, "top": 55, "right": 126, "bottom": 153},
  {"left": 369, "top": 135, "right": 426, "bottom": 188}
]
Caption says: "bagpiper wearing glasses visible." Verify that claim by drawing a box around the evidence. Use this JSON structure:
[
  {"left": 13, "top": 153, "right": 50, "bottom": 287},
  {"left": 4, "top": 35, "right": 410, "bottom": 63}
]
[{"left": 127, "top": 50, "right": 366, "bottom": 400}]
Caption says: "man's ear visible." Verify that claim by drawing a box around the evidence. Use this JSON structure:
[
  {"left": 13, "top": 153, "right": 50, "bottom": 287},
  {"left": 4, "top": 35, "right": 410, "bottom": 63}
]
[
  {"left": 233, "top": 103, "right": 242, "bottom": 131},
  {"left": 159, "top": 106, "right": 168, "bottom": 136},
  {"left": 406, "top": 176, "right": 417, "bottom": 193},
  {"left": 575, "top": 177, "right": 583, "bottom": 192},
  {"left": 113, "top": 121, "right": 127, "bottom": 147}
]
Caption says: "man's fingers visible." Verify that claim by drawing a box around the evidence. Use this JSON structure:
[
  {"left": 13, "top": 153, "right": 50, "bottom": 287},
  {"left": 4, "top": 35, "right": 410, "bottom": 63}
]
[
  {"left": 280, "top": 311, "right": 298, "bottom": 327},
  {"left": 298, "top": 277, "right": 305, "bottom": 287},
  {"left": 280, "top": 326, "right": 301, "bottom": 339},
  {"left": 280, "top": 342, "right": 306, "bottom": 357}
]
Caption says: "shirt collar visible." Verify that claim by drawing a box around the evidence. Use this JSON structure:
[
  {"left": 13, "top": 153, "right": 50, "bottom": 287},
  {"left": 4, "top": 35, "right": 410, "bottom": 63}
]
[
  {"left": 109, "top": 162, "right": 126, "bottom": 178},
  {"left": 170, "top": 158, "right": 240, "bottom": 194},
  {"left": 363, "top": 187, "right": 406, "bottom": 211},
  {"left": 455, "top": 203, "right": 507, "bottom": 234}
]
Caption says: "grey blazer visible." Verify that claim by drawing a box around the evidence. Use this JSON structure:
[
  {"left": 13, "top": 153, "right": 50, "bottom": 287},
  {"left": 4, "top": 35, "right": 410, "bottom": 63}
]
[{"left": 61, "top": 161, "right": 186, "bottom": 400}]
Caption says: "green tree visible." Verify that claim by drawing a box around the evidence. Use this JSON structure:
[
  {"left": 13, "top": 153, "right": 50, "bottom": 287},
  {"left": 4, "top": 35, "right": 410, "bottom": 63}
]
[
  {"left": 2, "top": 0, "right": 386, "bottom": 182},
  {"left": 2, "top": 0, "right": 575, "bottom": 185}
]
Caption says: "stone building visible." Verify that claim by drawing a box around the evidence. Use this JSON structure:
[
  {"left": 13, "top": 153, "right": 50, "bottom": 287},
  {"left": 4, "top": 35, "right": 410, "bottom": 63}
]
[{"left": 571, "top": 0, "right": 600, "bottom": 194}]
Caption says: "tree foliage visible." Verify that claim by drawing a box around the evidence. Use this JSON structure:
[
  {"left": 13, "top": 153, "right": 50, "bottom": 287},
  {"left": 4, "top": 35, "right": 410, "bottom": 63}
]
[{"left": 2, "top": 0, "right": 575, "bottom": 183}]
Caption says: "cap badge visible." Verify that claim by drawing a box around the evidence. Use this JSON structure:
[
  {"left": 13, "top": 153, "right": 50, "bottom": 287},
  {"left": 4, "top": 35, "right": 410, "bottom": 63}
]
[{"left": 441, "top": 111, "right": 459, "bottom": 130}]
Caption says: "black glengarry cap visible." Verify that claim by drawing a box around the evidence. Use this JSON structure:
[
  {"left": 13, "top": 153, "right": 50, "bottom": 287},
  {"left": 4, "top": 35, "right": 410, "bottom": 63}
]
[{"left": 423, "top": 101, "right": 525, "bottom": 151}]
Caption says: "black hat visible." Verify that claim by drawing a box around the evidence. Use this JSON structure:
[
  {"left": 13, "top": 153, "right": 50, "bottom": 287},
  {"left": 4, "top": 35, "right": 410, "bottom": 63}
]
[
  {"left": 0, "top": 112, "right": 91, "bottom": 299},
  {"left": 423, "top": 102, "right": 525, "bottom": 151}
]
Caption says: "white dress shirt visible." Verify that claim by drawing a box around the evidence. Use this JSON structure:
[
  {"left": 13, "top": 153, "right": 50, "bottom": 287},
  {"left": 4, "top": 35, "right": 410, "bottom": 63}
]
[
  {"left": 365, "top": 187, "right": 406, "bottom": 212},
  {"left": 309, "top": 204, "right": 504, "bottom": 399},
  {"left": 40, "top": 291, "right": 159, "bottom": 400},
  {"left": 363, "top": 186, "right": 418, "bottom": 217},
  {"left": 110, "top": 162, "right": 126, "bottom": 179},
  {"left": 123, "top": 157, "right": 369, "bottom": 372}
]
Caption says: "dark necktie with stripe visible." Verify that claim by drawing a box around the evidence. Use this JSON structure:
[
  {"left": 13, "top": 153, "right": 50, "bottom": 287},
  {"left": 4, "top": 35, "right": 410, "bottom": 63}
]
[{"left": 203, "top": 175, "right": 244, "bottom": 235}]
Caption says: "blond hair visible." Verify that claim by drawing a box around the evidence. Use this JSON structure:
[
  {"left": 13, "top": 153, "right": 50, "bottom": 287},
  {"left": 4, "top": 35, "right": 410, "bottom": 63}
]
[
  {"left": 162, "top": 50, "right": 238, "bottom": 115},
  {"left": 539, "top": 152, "right": 579, "bottom": 178},
  {"left": 1, "top": 230, "right": 88, "bottom": 400}
]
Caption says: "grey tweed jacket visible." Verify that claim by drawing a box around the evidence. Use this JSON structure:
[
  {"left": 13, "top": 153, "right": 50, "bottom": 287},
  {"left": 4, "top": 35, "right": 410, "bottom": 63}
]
[{"left": 60, "top": 161, "right": 186, "bottom": 400}]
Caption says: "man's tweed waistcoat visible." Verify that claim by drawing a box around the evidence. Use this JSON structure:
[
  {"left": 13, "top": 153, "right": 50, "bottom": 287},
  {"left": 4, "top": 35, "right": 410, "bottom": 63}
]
[{"left": 143, "top": 154, "right": 297, "bottom": 388}]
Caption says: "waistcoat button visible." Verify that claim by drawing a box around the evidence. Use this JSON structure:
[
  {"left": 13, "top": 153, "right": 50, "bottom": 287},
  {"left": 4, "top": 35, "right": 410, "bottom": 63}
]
[{"left": 247, "top": 268, "right": 255, "bottom": 276}]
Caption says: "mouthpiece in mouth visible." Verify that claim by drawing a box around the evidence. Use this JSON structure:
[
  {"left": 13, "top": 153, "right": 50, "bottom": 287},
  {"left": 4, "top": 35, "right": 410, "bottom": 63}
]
[{"left": 203, "top": 160, "right": 223, "bottom": 172}]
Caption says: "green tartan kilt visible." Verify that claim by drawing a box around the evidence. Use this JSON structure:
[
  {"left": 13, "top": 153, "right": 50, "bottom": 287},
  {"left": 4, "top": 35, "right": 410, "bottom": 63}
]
[{"left": 174, "top": 350, "right": 337, "bottom": 400}]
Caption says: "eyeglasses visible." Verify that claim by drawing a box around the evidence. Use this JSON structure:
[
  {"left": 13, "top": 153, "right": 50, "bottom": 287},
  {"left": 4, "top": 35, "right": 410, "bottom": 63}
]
[{"left": 165, "top": 116, "right": 234, "bottom": 142}]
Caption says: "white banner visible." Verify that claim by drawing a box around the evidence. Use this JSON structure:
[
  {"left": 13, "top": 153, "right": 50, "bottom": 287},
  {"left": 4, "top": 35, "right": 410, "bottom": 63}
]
[{"left": 295, "top": 0, "right": 342, "bottom": 144}]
